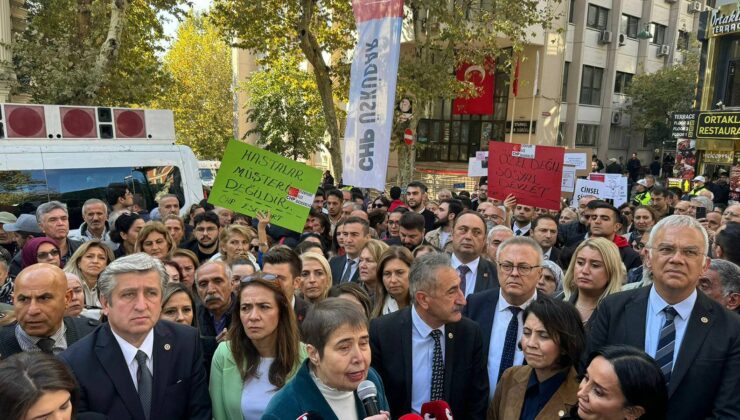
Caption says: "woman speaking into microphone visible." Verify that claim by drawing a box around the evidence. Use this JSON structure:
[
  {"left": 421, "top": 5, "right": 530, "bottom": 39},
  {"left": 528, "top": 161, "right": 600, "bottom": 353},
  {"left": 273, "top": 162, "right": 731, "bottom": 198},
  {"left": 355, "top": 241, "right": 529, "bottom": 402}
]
[{"left": 263, "top": 298, "right": 390, "bottom": 420}]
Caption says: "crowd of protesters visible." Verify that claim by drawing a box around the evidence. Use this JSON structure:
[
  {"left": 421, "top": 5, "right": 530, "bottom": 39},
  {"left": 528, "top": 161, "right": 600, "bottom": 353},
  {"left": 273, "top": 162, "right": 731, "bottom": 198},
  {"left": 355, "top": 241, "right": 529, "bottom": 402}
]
[{"left": 0, "top": 170, "right": 738, "bottom": 420}]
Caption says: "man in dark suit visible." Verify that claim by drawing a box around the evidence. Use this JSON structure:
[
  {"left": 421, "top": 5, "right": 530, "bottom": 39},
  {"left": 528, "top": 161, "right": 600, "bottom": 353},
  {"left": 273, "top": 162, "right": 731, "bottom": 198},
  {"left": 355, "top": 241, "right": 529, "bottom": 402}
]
[
  {"left": 329, "top": 216, "right": 370, "bottom": 285},
  {"left": 587, "top": 215, "right": 740, "bottom": 419},
  {"left": 370, "top": 252, "right": 488, "bottom": 419},
  {"left": 262, "top": 247, "right": 309, "bottom": 324},
  {"left": 531, "top": 214, "right": 561, "bottom": 263},
  {"left": 194, "top": 261, "right": 235, "bottom": 370},
  {"left": 511, "top": 204, "right": 535, "bottom": 236},
  {"left": 0, "top": 264, "right": 98, "bottom": 358},
  {"left": 60, "top": 253, "right": 211, "bottom": 419},
  {"left": 450, "top": 211, "right": 498, "bottom": 297},
  {"left": 464, "top": 236, "right": 543, "bottom": 399}
]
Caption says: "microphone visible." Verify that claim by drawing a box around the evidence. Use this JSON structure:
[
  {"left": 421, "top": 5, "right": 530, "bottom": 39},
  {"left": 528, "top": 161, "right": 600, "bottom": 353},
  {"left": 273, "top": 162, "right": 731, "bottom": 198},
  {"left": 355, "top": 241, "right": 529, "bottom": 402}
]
[
  {"left": 399, "top": 414, "right": 424, "bottom": 420},
  {"left": 295, "top": 412, "right": 325, "bottom": 420},
  {"left": 357, "top": 380, "right": 380, "bottom": 416},
  {"left": 421, "top": 400, "right": 453, "bottom": 420}
]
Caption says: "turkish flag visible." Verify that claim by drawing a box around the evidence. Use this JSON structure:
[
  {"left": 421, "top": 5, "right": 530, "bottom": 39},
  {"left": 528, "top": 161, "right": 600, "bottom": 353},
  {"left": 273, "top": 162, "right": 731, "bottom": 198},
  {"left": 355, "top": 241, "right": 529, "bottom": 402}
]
[{"left": 453, "top": 59, "right": 494, "bottom": 115}]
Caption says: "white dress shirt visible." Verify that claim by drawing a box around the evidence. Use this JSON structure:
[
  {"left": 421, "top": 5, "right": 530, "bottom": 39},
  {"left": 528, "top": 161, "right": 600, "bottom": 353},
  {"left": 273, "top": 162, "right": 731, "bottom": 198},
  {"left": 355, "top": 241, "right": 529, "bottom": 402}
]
[
  {"left": 411, "top": 305, "right": 446, "bottom": 414},
  {"left": 342, "top": 256, "right": 360, "bottom": 281},
  {"left": 513, "top": 223, "right": 531, "bottom": 236},
  {"left": 450, "top": 254, "right": 480, "bottom": 297},
  {"left": 111, "top": 328, "right": 155, "bottom": 391},
  {"left": 487, "top": 289, "right": 536, "bottom": 398},
  {"left": 644, "top": 285, "right": 697, "bottom": 366}
]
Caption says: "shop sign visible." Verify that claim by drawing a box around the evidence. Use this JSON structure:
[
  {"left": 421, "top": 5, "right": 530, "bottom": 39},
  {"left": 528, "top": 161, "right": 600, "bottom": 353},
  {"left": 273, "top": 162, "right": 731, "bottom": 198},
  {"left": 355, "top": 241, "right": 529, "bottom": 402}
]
[
  {"left": 670, "top": 112, "right": 698, "bottom": 139},
  {"left": 703, "top": 150, "right": 734, "bottom": 164},
  {"left": 696, "top": 111, "right": 740, "bottom": 139},
  {"left": 710, "top": 8, "right": 740, "bottom": 37},
  {"left": 506, "top": 121, "right": 536, "bottom": 134}
]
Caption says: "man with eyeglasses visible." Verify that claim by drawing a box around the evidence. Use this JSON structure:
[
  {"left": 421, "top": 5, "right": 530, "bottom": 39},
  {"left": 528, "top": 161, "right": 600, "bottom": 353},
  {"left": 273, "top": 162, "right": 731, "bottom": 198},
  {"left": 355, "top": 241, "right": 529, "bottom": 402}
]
[
  {"left": 587, "top": 215, "right": 740, "bottom": 418},
  {"left": 425, "top": 199, "right": 462, "bottom": 252},
  {"left": 464, "top": 236, "right": 544, "bottom": 398},
  {"left": 186, "top": 211, "right": 221, "bottom": 264},
  {"left": 722, "top": 204, "right": 740, "bottom": 225}
]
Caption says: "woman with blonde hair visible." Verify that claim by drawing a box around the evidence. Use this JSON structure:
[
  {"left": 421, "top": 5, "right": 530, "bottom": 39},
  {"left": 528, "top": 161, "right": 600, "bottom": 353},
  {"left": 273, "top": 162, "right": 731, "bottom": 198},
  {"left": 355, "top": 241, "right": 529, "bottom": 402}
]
[
  {"left": 134, "top": 221, "right": 175, "bottom": 260},
  {"left": 299, "top": 252, "right": 332, "bottom": 304},
  {"left": 358, "top": 239, "right": 389, "bottom": 302},
  {"left": 371, "top": 246, "right": 413, "bottom": 318},
  {"left": 216, "top": 224, "right": 258, "bottom": 266},
  {"left": 562, "top": 237, "right": 625, "bottom": 328},
  {"left": 64, "top": 240, "right": 115, "bottom": 309}
]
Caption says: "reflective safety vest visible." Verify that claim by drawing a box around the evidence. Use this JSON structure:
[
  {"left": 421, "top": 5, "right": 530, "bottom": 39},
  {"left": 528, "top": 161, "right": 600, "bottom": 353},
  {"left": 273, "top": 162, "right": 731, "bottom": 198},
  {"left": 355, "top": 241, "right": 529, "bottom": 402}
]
[{"left": 633, "top": 191, "right": 651, "bottom": 206}]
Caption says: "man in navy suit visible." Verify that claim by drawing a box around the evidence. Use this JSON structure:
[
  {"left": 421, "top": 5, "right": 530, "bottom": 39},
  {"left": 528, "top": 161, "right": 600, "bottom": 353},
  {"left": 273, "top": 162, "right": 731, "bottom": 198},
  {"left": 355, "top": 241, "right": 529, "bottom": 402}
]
[
  {"left": 587, "top": 215, "right": 740, "bottom": 418},
  {"left": 370, "top": 252, "right": 488, "bottom": 419},
  {"left": 450, "top": 211, "right": 498, "bottom": 297},
  {"left": 464, "top": 236, "right": 542, "bottom": 398},
  {"left": 329, "top": 216, "right": 370, "bottom": 285},
  {"left": 60, "top": 253, "right": 211, "bottom": 419}
]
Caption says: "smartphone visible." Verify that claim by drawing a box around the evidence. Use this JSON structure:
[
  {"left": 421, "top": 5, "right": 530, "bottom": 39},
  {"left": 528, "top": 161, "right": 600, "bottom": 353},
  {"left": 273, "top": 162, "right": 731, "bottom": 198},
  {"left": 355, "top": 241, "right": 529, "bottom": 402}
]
[{"left": 696, "top": 206, "right": 707, "bottom": 220}]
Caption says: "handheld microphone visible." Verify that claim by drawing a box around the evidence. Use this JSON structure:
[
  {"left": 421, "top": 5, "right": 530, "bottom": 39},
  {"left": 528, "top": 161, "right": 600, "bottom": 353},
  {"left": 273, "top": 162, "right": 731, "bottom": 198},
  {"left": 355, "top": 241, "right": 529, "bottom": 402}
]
[
  {"left": 421, "top": 400, "right": 453, "bottom": 420},
  {"left": 399, "top": 414, "right": 424, "bottom": 420},
  {"left": 357, "top": 380, "right": 380, "bottom": 416}
]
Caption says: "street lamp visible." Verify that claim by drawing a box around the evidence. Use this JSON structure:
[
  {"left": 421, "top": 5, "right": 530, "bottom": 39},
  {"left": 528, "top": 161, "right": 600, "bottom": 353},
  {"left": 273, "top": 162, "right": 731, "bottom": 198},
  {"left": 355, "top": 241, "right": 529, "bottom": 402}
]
[{"left": 637, "top": 24, "right": 653, "bottom": 40}]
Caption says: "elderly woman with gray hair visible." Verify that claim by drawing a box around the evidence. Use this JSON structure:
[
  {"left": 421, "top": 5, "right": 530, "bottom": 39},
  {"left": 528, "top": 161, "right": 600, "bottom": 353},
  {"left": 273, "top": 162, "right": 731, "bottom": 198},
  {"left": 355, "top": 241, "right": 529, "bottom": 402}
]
[
  {"left": 537, "top": 260, "right": 564, "bottom": 298},
  {"left": 262, "top": 298, "right": 390, "bottom": 420}
]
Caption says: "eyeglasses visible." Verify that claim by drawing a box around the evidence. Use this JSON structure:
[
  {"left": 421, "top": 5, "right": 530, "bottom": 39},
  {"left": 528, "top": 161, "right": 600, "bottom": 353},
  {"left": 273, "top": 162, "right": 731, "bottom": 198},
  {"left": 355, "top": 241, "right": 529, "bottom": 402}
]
[
  {"left": 649, "top": 245, "right": 704, "bottom": 259},
  {"left": 240, "top": 273, "right": 278, "bottom": 283},
  {"left": 372, "top": 203, "right": 385, "bottom": 208},
  {"left": 249, "top": 245, "right": 259, "bottom": 251},
  {"left": 635, "top": 242, "right": 646, "bottom": 250},
  {"left": 37, "top": 249, "right": 61, "bottom": 260},
  {"left": 484, "top": 214, "right": 504, "bottom": 221},
  {"left": 497, "top": 262, "right": 540, "bottom": 275},
  {"left": 723, "top": 211, "right": 740, "bottom": 218}
]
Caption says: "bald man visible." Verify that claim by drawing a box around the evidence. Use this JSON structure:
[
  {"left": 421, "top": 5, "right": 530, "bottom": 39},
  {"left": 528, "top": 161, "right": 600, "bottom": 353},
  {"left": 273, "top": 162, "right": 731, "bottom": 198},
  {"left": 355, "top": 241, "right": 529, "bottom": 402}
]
[{"left": 0, "top": 264, "right": 98, "bottom": 359}]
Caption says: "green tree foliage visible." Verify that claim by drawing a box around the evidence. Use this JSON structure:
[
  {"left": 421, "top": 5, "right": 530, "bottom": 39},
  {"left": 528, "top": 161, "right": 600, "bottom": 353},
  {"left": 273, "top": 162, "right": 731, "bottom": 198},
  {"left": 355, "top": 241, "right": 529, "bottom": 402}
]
[
  {"left": 625, "top": 53, "right": 700, "bottom": 147},
  {"left": 152, "top": 12, "right": 233, "bottom": 160},
  {"left": 242, "top": 54, "right": 327, "bottom": 161},
  {"left": 11, "top": 0, "right": 186, "bottom": 105}
]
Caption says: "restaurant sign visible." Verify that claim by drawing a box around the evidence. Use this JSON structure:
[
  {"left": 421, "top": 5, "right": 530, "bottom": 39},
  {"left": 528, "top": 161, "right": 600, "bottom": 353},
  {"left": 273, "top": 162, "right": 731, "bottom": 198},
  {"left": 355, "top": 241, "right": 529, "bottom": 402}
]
[
  {"left": 710, "top": 8, "right": 740, "bottom": 37},
  {"left": 696, "top": 111, "right": 740, "bottom": 139}
]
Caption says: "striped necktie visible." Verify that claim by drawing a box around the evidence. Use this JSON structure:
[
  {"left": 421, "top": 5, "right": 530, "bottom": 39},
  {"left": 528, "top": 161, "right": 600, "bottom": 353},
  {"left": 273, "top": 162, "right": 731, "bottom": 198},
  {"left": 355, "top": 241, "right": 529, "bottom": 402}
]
[{"left": 655, "top": 306, "right": 678, "bottom": 385}]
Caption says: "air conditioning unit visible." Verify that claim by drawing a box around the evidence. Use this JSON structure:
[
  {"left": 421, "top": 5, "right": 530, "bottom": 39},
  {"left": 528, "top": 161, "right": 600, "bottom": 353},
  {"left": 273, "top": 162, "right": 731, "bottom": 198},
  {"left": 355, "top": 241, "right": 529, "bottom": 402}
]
[
  {"left": 618, "top": 33, "right": 626, "bottom": 46},
  {"left": 599, "top": 30, "right": 613, "bottom": 44},
  {"left": 658, "top": 44, "right": 671, "bottom": 57},
  {"left": 688, "top": 1, "right": 702, "bottom": 12},
  {"left": 611, "top": 111, "right": 622, "bottom": 125}
]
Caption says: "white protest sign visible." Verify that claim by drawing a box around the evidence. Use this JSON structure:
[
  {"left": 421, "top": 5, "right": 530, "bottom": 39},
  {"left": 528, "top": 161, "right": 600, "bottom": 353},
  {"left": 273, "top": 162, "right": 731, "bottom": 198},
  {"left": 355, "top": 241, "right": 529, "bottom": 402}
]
[
  {"left": 574, "top": 175, "right": 628, "bottom": 207},
  {"left": 571, "top": 179, "right": 604, "bottom": 207},
  {"left": 561, "top": 165, "right": 576, "bottom": 193},
  {"left": 564, "top": 152, "right": 588, "bottom": 171},
  {"left": 468, "top": 151, "right": 488, "bottom": 177}
]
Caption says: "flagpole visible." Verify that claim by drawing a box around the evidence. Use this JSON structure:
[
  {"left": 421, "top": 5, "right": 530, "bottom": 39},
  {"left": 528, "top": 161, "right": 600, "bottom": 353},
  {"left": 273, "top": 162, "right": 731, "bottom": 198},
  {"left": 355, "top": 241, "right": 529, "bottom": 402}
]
[
  {"left": 509, "top": 55, "right": 520, "bottom": 143},
  {"left": 527, "top": 50, "right": 540, "bottom": 145}
]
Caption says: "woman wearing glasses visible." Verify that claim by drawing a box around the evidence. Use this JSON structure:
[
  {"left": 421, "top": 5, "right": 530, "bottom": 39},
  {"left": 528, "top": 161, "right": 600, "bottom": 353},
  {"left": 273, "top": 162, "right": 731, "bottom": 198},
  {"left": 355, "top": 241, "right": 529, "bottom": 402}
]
[
  {"left": 210, "top": 274, "right": 306, "bottom": 420},
  {"left": 562, "top": 238, "right": 625, "bottom": 328},
  {"left": 64, "top": 240, "right": 115, "bottom": 309},
  {"left": 21, "top": 237, "right": 62, "bottom": 269}
]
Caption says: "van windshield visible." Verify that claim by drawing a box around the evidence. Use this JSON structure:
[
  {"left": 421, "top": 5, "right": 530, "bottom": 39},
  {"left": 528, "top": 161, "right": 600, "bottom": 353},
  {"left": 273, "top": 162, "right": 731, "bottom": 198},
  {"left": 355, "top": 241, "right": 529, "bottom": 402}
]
[
  {"left": 199, "top": 168, "right": 214, "bottom": 181},
  {"left": 0, "top": 166, "right": 184, "bottom": 229}
]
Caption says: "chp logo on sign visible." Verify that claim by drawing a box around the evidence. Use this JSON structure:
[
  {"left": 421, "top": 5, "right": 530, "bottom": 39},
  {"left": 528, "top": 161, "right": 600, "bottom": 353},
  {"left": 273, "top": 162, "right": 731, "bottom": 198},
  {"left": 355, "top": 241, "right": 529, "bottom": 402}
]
[{"left": 403, "top": 128, "right": 414, "bottom": 145}]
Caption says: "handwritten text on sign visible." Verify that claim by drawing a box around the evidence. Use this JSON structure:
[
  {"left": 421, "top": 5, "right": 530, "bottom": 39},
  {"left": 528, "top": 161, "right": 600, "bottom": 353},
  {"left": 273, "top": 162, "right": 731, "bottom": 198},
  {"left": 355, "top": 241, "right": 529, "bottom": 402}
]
[
  {"left": 209, "top": 140, "right": 322, "bottom": 233},
  {"left": 488, "top": 141, "right": 564, "bottom": 210}
]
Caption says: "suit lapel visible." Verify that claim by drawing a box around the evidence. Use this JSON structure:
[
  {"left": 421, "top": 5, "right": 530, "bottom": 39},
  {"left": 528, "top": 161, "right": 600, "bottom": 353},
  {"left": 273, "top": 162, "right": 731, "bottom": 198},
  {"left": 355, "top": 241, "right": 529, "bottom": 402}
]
[
  {"left": 401, "top": 309, "right": 413, "bottom": 405},
  {"left": 443, "top": 322, "right": 457, "bottom": 397},
  {"left": 151, "top": 323, "right": 174, "bottom": 419},
  {"left": 669, "top": 292, "right": 714, "bottom": 396},
  {"left": 480, "top": 292, "right": 499, "bottom": 355},
  {"left": 474, "top": 259, "right": 492, "bottom": 293},
  {"left": 95, "top": 325, "right": 145, "bottom": 419},
  {"left": 623, "top": 288, "right": 649, "bottom": 347}
]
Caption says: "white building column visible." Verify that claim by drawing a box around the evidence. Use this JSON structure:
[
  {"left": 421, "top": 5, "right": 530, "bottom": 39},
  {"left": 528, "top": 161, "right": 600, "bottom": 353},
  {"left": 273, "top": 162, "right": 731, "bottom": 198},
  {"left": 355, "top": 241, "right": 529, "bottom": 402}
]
[{"left": 0, "top": 0, "right": 13, "bottom": 102}]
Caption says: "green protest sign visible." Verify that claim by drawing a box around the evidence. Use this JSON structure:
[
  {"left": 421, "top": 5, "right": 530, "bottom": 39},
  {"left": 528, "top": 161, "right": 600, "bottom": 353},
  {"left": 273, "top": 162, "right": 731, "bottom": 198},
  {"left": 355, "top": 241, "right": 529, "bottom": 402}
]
[{"left": 209, "top": 140, "right": 322, "bottom": 233}]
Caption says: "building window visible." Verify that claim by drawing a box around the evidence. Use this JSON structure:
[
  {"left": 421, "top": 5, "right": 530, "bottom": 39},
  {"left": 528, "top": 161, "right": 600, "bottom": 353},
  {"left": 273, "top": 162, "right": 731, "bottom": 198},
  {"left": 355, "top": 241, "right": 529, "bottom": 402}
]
[
  {"left": 576, "top": 124, "right": 599, "bottom": 146},
  {"left": 614, "top": 72, "right": 633, "bottom": 94},
  {"left": 580, "top": 65, "right": 604, "bottom": 106},
  {"left": 620, "top": 15, "right": 639, "bottom": 38},
  {"left": 558, "top": 123, "right": 567, "bottom": 146},
  {"left": 650, "top": 23, "right": 667, "bottom": 45},
  {"left": 569, "top": 0, "right": 576, "bottom": 24},
  {"left": 562, "top": 62, "right": 570, "bottom": 102},
  {"left": 677, "top": 30, "right": 690, "bottom": 50},
  {"left": 587, "top": 4, "right": 609, "bottom": 30}
]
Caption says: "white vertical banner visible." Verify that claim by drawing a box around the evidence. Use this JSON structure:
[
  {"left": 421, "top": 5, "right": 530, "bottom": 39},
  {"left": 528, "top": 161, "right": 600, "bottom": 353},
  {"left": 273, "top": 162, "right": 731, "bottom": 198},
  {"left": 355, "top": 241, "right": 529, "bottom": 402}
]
[{"left": 342, "top": 0, "right": 404, "bottom": 190}]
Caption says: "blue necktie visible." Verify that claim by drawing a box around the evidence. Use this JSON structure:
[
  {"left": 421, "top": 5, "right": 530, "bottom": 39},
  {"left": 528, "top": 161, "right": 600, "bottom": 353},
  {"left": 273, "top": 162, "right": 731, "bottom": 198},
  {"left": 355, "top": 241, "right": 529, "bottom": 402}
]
[
  {"left": 656, "top": 306, "right": 678, "bottom": 385},
  {"left": 457, "top": 265, "right": 470, "bottom": 295},
  {"left": 498, "top": 306, "right": 522, "bottom": 381}
]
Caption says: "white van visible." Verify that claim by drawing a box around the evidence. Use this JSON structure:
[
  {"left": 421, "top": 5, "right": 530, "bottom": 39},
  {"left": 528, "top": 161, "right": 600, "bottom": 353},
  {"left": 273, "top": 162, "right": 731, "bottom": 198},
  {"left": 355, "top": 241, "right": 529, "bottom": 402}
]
[
  {"left": 0, "top": 103, "right": 203, "bottom": 228},
  {"left": 198, "top": 160, "right": 221, "bottom": 189}
]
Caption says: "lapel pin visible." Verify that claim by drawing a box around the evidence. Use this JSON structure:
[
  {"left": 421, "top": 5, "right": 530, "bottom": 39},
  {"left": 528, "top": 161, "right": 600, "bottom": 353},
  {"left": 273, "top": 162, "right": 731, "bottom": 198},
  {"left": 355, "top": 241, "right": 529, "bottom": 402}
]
[
  {"left": 558, "top": 410, "right": 566, "bottom": 417},
  {"left": 164, "top": 344, "right": 172, "bottom": 351},
  {"left": 448, "top": 332, "right": 453, "bottom": 339},
  {"left": 701, "top": 317, "right": 709, "bottom": 324}
]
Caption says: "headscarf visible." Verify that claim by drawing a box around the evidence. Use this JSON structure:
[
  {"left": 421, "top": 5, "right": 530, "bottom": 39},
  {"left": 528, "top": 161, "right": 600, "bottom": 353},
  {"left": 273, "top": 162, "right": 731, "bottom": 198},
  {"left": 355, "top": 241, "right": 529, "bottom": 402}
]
[
  {"left": 541, "top": 260, "right": 564, "bottom": 296},
  {"left": 21, "top": 237, "right": 61, "bottom": 269}
]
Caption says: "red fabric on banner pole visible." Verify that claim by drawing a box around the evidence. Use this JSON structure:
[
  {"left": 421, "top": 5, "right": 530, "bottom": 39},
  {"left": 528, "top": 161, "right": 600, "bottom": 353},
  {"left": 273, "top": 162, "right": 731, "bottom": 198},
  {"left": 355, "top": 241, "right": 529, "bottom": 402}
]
[
  {"left": 353, "top": 0, "right": 404, "bottom": 22},
  {"left": 512, "top": 56, "right": 520, "bottom": 97},
  {"left": 487, "top": 141, "right": 564, "bottom": 210},
  {"left": 452, "top": 59, "right": 495, "bottom": 115}
]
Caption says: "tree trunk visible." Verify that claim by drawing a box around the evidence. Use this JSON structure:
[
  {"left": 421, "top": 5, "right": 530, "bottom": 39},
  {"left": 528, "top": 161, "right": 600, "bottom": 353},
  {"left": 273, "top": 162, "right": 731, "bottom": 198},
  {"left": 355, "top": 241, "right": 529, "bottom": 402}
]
[
  {"left": 88, "top": 0, "right": 129, "bottom": 103},
  {"left": 297, "top": 0, "right": 343, "bottom": 179},
  {"left": 77, "top": 0, "right": 93, "bottom": 40}
]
